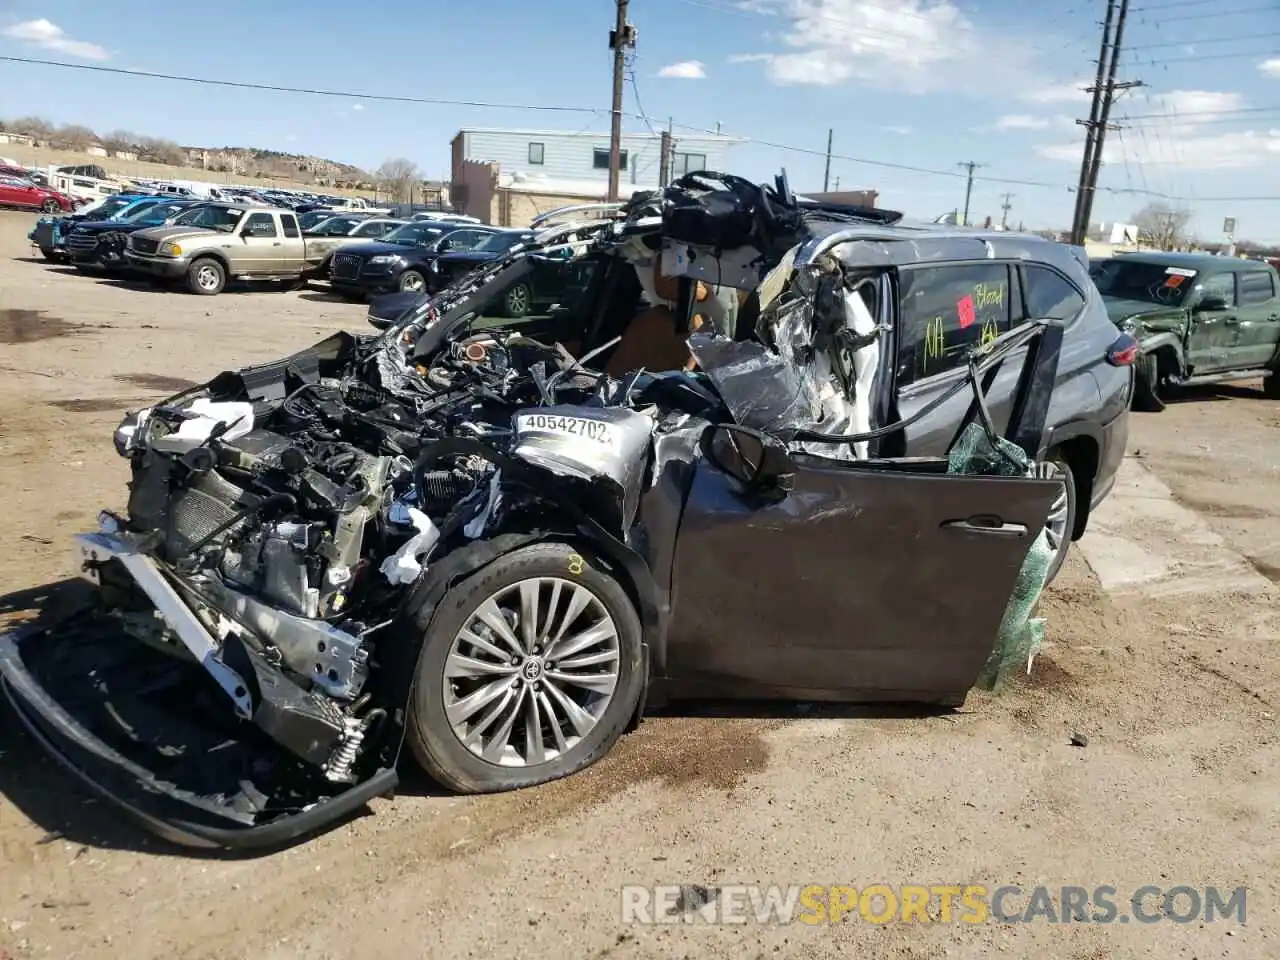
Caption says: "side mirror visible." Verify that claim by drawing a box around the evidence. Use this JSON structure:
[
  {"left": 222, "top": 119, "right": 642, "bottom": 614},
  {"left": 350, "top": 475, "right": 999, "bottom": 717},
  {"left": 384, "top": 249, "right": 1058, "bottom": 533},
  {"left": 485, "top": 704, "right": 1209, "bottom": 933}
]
[
  {"left": 703, "top": 424, "right": 795, "bottom": 499},
  {"left": 1197, "top": 294, "right": 1229, "bottom": 312}
]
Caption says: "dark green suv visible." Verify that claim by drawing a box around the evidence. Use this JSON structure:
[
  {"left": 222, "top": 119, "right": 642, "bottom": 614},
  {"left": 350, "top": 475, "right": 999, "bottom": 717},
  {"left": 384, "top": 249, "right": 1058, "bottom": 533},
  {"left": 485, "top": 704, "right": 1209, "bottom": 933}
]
[{"left": 1092, "top": 252, "right": 1280, "bottom": 409}]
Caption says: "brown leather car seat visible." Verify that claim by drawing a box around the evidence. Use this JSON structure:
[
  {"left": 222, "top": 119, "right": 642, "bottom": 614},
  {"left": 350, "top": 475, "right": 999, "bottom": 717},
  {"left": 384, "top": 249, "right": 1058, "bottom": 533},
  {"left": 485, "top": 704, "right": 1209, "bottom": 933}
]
[{"left": 605, "top": 263, "right": 708, "bottom": 377}]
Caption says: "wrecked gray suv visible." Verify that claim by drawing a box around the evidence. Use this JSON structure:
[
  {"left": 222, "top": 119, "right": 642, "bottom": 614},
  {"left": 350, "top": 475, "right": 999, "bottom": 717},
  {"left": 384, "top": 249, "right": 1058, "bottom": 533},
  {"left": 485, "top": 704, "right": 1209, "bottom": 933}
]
[{"left": 2, "top": 172, "right": 1073, "bottom": 849}]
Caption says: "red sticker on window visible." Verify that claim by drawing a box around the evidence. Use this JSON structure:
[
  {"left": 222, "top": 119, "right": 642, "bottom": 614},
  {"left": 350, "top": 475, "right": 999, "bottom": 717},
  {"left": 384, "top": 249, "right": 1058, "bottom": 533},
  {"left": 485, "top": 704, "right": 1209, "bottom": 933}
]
[
  {"left": 1164, "top": 274, "right": 1185, "bottom": 288},
  {"left": 957, "top": 295, "right": 976, "bottom": 329}
]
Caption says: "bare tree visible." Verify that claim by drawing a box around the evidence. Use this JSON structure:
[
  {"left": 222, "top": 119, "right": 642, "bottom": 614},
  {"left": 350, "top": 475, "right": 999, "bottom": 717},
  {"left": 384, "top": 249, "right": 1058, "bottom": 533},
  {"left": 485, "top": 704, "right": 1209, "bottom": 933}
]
[
  {"left": 101, "top": 129, "right": 139, "bottom": 152},
  {"left": 138, "top": 136, "right": 185, "bottom": 166},
  {"left": 8, "top": 115, "right": 54, "bottom": 140},
  {"left": 1133, "top": 202, "right": 1193, "bottom": 251},
  {"left": 52, "top": 124, "right": 98, "bottom": 150},
  {"left": 375, "top": 157, "right": 422, "bottom": 203}
]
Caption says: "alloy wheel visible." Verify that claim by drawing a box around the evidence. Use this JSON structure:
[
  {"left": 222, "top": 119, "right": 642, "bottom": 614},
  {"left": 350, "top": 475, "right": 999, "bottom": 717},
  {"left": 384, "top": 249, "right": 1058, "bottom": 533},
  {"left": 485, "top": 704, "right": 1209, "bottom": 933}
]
[
  {"left": 442, "top": 577, "right": 620, "bottom": 767},
  {"left": 196, "top": 264, "right": 221, "bottom": 292},
  {"left": 401, "top": 271, "right": 425, "bottom": 293},
  {"left": 506, "top": 284, "right": 530, "bottom": 315},
  {"left": 1035, "top": 460, "right": 1071, "bottom": 557}
]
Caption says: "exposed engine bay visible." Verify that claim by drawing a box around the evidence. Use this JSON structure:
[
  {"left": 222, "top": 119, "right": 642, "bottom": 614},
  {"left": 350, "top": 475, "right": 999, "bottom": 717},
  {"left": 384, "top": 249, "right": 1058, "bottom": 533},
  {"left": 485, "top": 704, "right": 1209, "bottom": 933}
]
[{"left": 0, "top": 171, "right": 1065, "bottom": 847}]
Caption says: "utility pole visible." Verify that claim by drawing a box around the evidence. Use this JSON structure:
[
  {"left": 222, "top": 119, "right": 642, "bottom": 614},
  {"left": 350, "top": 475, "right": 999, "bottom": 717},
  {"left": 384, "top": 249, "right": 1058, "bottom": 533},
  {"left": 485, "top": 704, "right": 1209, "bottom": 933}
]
[
  {"left": 957, "top": 160, "right": 986, "bottom": 226},
  {"left": 658, "top": 129, "right": 673, "bottom": 187},
  {"left": 823, "top": 128, "right": 833, "bottom": 192},
  {"left": 606, "top": 0, "right": 635, "bottom": 203},
  {"left": 1070, "top": 0, "right": 1142, "bottom": 246},
  {"left": 1000, "top": 192, "right": 1015, "bottom": 230}
]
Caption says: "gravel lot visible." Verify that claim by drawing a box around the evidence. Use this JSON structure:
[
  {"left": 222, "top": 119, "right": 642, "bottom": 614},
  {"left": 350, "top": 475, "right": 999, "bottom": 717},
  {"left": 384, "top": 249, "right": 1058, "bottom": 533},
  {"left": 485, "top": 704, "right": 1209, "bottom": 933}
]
[{"left": 0, "top": 208, "right": 1277, "bottom": 960}]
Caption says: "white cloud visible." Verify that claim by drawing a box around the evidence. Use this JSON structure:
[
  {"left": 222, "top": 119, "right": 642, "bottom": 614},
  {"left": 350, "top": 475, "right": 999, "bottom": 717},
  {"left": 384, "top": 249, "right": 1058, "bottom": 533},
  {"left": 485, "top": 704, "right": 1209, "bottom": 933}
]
[
  {"left": 1035, "top": 90, "right": 1271, "bottom": 171},
  {"left": 1021, "top": 80, "right": 1092, "bottom": 104},
  {"left": 883, "top": 124, "right": 912, "bottom": 135},
  {"left": 727, "top": 0, "right": 995, "bottom": 93},
  {"left": 351, "top": 103, "right": 365, "bottom": 111},
  {"left": 995, "top": 114, "right": 1050, "bottom": 130},
  {"left": 1259, "top": 58, "right": 1280, "bottom": 78},
  {"left": 1, "top": 19, "right": 108, "bottom": 60},
  {"left": 657, "top": 60, "right": 707, "bottom": 79}
]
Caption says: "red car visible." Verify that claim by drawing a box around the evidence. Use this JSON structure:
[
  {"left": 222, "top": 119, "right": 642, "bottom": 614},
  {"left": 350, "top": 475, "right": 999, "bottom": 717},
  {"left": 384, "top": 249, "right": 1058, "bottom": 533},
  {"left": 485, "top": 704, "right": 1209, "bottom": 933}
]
[{"left": 0, "top": 175, "right": 74, "bottom": 213}]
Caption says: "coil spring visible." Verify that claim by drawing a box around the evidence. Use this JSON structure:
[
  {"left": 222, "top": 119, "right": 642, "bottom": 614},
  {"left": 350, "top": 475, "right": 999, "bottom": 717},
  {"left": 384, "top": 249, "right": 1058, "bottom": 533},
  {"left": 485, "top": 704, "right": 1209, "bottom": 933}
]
[{"left": 325, "top": 719, "right": 365, "bottom": 783}]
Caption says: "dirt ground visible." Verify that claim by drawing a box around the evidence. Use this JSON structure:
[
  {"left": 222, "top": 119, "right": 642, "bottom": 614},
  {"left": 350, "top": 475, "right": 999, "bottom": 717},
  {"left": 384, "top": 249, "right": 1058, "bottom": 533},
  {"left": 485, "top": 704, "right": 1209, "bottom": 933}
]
[{"left": 0, "top": 208, "right": 1276, "bottom": 960}]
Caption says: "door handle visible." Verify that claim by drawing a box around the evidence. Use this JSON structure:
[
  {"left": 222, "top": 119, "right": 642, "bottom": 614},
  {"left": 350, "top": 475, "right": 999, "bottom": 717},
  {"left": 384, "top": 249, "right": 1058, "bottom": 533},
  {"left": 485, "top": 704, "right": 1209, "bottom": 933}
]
[
  {"left": 941, "top": 517, "right": 1028, "bottom": 537},
  {"left": 1223, "top": 316, "right": 1239, "bottom": 326},
  {"left": 272, "top": 242, "right": 282, "bottom": 246}
]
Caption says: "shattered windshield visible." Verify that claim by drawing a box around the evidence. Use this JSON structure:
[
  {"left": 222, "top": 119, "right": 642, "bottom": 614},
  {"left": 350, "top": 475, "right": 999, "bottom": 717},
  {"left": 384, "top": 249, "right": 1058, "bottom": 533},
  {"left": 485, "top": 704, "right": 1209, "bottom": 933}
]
[
  {"left": 381, "top": 222, "right": 446, "bottom": 247},
  {"left": 1091, "top": 259, "right": 1194, "bottom": 306},
  {"left": 171, "top": 205, "right": 246, "bottom": 233}
]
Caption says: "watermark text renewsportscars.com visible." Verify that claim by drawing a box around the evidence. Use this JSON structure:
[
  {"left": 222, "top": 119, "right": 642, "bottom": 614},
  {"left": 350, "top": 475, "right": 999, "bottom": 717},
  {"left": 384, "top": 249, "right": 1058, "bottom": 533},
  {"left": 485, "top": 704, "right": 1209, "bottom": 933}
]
[{"left": 620, "top": 884, "right": 1248, "bottom": 926}]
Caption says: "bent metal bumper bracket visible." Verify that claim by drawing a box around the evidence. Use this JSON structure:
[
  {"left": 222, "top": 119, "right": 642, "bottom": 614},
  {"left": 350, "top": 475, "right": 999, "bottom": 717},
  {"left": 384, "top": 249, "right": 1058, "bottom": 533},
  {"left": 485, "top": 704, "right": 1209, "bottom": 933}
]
[
  {"left": 75, "top": 531, "right": 254, "bottom": 718},
  {"left": 0, "top": 626, "right": 399, "bottom": 850}
]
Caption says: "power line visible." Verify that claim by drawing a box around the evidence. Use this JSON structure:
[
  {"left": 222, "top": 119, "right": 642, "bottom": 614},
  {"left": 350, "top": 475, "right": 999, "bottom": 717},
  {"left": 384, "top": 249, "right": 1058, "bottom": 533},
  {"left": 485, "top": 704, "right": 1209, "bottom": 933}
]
[
  {"left": 1143, "top": 3, "right": 1276, "bottom": 20},
  {"left": 1131, "top": 0, "right": 1223, "bottom": 9},
  {"left": 1128, "top": 30, "right": 1280, "bottom": 49},
  {"left": 5, "top": 52, "right": 1280, "bottom": 203},
  {"left": 0, "top": 55, "right": 602, "bottom": 114},
  {"left": 1121, "top": 103, "right": 1280, "bottom": 120},
  {"left": 1133, "top": 50, "right": 1280, "bottom": 64}
]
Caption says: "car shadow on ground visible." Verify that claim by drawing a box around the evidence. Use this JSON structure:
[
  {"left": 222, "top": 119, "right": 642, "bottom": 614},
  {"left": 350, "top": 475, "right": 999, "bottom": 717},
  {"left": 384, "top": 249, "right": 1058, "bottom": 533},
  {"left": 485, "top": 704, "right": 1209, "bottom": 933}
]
[
  {"left": 0, "top": 578, "right": 954, "bottom": 860},
  {"left": 1167, "top": 383, "right": 1267, "bottom": 404},
  {"left": 298, "top": 289, "right": 363, "bottom": 305}
]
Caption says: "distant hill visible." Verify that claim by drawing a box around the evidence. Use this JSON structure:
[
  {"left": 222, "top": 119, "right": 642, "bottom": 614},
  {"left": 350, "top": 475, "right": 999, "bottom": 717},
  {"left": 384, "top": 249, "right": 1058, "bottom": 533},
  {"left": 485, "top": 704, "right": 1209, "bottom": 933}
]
[{"left": 181, "top": 146, "right": 371, "bottom": 188}]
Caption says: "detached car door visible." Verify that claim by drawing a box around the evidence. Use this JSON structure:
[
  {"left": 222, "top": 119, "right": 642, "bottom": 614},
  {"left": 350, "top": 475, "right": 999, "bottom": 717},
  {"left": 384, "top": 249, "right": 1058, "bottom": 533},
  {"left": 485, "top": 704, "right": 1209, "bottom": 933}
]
[{"left": 667, "top": 455, "right": 1058, "bottom": 702}]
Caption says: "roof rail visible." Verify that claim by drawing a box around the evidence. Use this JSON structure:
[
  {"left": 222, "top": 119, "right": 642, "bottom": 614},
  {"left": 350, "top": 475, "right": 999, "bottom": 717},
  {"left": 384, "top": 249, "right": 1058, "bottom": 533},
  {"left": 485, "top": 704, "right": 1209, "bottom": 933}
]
[{"left": 530, "top": 202, "right": 626, "bottom": 227}]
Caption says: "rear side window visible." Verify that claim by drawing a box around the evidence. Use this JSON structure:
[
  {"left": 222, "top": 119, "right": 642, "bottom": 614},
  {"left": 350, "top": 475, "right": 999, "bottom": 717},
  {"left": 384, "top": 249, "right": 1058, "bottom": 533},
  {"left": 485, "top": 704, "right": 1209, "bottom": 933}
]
[
  {"left": 1023, "top": 265, "right": 1086, "bottom": 322},
  {"left": 1238, "top": 270, "right": 1275, "bottom": 305},
  {"left": 897, "top": 263, "right": 1013, "bottom": 386},
  {"left": 281, "top": 214, "right": 300, "bottom": 238}
]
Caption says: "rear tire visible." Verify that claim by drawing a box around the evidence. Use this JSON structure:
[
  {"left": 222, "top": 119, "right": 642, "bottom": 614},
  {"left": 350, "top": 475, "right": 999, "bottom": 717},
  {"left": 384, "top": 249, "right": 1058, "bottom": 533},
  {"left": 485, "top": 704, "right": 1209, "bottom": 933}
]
[
  {"left": 406, "top": 542, "right": 644, "bottom": 793},
  {"left": 41, "top": 198, "right": 61, "bottom": 214},
  {"left": 502, "top": 282, "right": 532, "bottom": 318},
  {"left": 1264, "top": 369, "right": 1280, "bottom": 399},
  {"left": 1039, "top": 453, "right": 1077, "bottom": 587},
  {"left": 186, "top": 257, "right": 225, "bottom": 296}
]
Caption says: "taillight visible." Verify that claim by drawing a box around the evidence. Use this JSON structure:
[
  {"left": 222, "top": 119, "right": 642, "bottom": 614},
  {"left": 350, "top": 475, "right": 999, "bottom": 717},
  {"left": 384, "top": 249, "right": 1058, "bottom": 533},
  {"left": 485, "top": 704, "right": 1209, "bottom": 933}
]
[{"left": 1106, "top": 333, "right": 1140, "bottom": 366}]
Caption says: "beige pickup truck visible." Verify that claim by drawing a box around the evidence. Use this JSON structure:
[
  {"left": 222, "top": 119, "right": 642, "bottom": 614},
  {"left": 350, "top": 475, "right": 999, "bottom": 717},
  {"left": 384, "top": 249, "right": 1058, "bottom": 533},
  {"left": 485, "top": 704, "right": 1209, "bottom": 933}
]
[{"left": 125, "top": 203, "right": 366, "bottom": 295}]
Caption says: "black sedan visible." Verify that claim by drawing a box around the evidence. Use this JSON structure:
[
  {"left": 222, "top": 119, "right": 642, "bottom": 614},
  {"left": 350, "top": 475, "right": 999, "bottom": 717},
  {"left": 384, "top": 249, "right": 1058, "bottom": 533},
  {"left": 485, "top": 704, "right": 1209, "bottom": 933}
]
[
  {"left": 427, "top": 229, "right": 539, "bottom": 312},
  {"left": 328, "top": 221, "right": 499, "bottom": 297}
]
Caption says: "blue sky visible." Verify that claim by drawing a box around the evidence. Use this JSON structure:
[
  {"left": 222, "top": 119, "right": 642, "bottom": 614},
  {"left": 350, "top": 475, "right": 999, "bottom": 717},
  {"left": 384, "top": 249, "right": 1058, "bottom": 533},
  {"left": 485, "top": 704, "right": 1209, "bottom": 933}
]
[{"left": 3, "top": 0, "right": 1280, "bottom": 238}]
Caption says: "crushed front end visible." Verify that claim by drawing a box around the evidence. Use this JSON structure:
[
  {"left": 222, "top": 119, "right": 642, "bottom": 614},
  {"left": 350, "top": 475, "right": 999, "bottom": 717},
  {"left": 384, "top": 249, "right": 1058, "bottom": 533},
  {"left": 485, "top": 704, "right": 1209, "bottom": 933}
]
[{"left": 0, "top": 310, "right": 671, "bottom": 847}]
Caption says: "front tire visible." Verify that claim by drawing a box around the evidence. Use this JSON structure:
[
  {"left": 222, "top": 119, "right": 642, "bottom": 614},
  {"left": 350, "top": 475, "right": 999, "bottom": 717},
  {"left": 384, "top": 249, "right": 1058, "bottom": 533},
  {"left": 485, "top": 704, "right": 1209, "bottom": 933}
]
[
  {"left": 41, "top": 199, "right": 61, "bottom": 214},
  {"left": 398, "top": 269, "right": 427, "bottom": 294},
  {"left": 1132, "top": 351, "right": 1166, "bottom": 412},
  {"left": 406, "top": 542, "right": 645, "bottom": 793},
  {"left": 1038, "top": 454, "right": 1077, "bottom": 586},
  {"left": 186, "top": 257, "right": 226, "bottom": 296}
]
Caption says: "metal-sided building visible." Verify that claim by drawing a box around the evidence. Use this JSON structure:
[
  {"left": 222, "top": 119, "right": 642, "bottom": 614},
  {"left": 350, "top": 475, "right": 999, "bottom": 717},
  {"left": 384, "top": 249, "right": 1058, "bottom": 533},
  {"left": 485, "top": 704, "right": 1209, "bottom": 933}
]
[{"left": 450, "top": 127, "right": 741, "bottom": 226}]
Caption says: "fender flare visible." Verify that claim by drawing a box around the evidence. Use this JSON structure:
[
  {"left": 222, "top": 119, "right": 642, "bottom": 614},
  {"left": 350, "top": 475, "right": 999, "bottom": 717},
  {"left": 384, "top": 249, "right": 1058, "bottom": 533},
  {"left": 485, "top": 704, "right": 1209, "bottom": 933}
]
[{"left": 1137, "top": 331, "right": 1186, "bottom": 378}]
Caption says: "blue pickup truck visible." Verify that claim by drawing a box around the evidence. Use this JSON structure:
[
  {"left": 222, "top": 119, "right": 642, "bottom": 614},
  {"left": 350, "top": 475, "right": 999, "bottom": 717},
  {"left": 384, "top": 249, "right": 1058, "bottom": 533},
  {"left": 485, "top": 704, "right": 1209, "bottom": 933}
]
[{"left": 28, "top": 193, "right": 169, "bottom": 263}]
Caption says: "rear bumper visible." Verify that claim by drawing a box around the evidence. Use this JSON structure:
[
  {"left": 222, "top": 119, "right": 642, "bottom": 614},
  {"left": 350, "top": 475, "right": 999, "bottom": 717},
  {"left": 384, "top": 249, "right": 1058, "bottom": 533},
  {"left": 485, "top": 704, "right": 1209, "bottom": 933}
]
[
  {"left": 0, "top": 623, "right": 398, "bottom": 850},
  {"left": 1090, "top": 406, "right": 1130, "bottom": 513}
]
